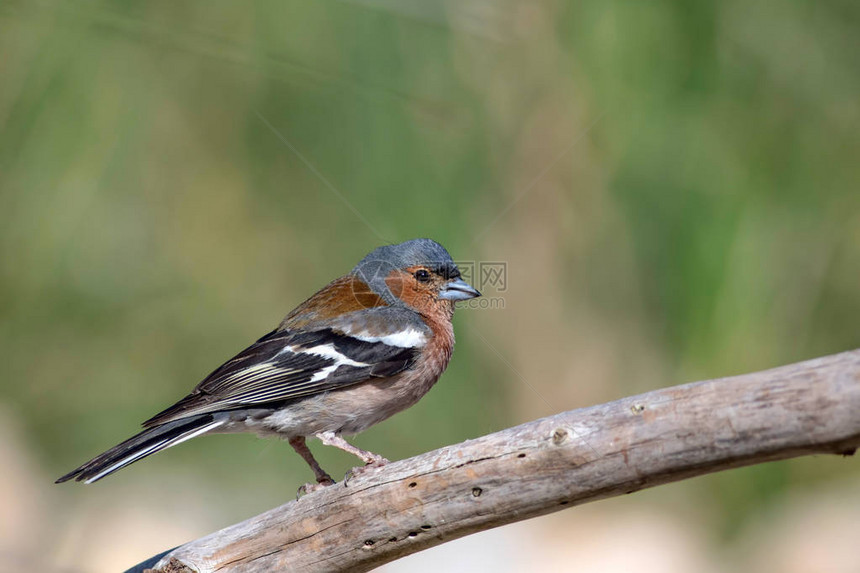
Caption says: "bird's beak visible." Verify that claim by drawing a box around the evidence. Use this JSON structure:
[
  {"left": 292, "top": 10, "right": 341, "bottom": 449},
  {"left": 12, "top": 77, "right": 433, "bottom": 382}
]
[{"left": 439, "top": 277, "right": 481, "bottom": 301}]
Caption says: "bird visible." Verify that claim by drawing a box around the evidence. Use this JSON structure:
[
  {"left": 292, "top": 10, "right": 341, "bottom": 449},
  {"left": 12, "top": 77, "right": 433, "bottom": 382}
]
[{"left": 56, "top": 238, "right": 480, "bottom": 491}]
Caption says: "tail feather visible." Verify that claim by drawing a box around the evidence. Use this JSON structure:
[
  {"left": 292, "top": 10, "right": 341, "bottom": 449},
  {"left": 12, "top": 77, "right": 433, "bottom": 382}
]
[{"left": 56, "top": 415, "right": 223, "bottom": 484}]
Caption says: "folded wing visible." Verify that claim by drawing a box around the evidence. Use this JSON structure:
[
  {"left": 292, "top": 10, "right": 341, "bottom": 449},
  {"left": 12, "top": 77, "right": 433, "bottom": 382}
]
[{"left": 143, "top": 317, "right": 427, "bottom": 427}]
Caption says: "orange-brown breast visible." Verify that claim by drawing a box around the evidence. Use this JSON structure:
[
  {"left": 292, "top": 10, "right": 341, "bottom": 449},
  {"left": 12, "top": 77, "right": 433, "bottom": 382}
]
[{"left": 383, "top": 267, "right": 456, "bottom": 386}]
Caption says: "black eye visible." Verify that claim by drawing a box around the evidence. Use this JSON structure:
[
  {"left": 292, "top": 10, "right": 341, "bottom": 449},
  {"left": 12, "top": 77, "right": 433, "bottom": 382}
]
[{"left": 414, "top": 269, "right": 431, "bottom": 282}]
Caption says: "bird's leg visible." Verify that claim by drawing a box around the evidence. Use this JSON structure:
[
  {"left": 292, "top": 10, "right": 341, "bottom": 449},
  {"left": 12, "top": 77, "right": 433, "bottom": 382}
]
[
  {"left": 289, "top": 436, "right": 334, "bottom": 498},
  {"left": 289, "top": 436, "right": 334, "bottom": 483},
  {"left": 316, "top": 431, "right": 389, "bottom": 466}
]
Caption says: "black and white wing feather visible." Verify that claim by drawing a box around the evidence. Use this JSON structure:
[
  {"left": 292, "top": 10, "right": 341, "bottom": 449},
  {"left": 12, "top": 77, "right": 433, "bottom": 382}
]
[{"left": 143, "top": 318, "right": 429, "bottom": 427}]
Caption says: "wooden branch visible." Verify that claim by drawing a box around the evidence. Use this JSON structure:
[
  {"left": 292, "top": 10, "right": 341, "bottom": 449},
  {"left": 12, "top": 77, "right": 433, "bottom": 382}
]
[{"left": 132, "top": 349, "right": 860, "bottom": 573}]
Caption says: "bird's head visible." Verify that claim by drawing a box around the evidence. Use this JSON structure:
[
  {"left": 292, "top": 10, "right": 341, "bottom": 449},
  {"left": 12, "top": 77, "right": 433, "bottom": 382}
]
[{"left": 352, "top": 239, "right": 481, "bottom": 315}]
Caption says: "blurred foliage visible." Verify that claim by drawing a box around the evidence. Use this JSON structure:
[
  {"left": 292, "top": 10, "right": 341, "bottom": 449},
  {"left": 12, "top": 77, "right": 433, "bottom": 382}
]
[{"left": 1, "top": 0, "right": 858, "bottom": 558}]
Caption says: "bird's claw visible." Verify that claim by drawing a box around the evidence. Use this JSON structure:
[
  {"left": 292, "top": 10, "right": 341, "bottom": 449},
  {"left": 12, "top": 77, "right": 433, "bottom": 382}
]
[
  {"left": 296, "top": 477, "right": 335, "bottom": 500},
  {"left": 343, "top": 457, "right": 389, "bottom": 486}
]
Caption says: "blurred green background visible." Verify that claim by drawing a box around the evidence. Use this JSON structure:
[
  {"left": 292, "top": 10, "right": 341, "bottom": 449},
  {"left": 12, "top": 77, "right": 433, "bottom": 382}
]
[{"left": 1, "top": 1, "right": 859, "bottom": 571}]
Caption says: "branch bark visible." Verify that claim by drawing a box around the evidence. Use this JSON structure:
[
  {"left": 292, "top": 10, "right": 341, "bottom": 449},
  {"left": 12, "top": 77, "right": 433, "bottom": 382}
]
[{"left": 132, "top": 349, "right": 860, "bottom": 573}]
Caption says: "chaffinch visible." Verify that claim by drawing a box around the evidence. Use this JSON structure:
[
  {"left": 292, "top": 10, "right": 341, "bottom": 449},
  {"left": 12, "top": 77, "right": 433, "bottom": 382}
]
[{"left": 56, "top": 239, "right": 480, "bottom": 490}]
